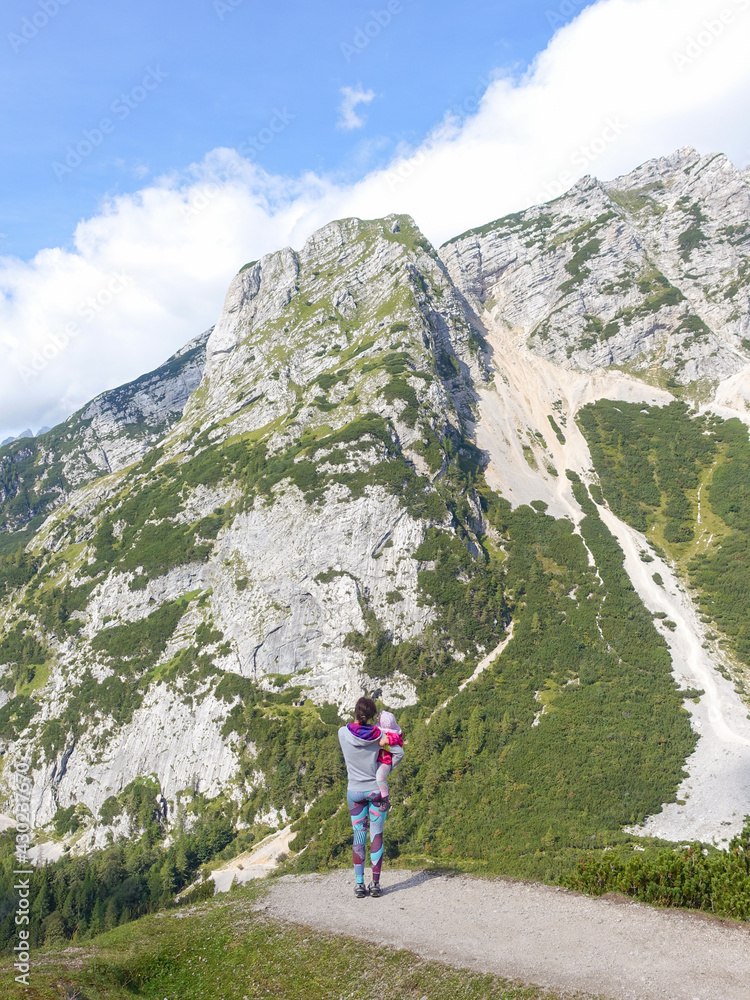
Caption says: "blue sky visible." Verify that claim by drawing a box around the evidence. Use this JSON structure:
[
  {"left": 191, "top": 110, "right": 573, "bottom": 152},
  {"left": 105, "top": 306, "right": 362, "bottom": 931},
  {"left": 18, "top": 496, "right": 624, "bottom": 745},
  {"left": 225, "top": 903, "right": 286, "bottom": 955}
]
[
  {"left": 2, "top": 0, "right": 750, "bottom": 440},
  {"left": 1, "top": 0, "right": 588, "bottom": 260}
]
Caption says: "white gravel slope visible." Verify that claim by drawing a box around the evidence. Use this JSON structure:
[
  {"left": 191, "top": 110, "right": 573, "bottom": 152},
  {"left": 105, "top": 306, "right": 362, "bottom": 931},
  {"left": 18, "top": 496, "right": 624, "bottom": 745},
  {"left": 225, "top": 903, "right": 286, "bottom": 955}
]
[
  {"left": 261, "top": 869, "right": 750, "bottom": 1000},
  {"left": 477, "top": 313, "right": 750, "bottom": 845},
  {"left": 598, "top": 506, "right": 750, "bottom": 845},
  {"left": 475, "top": 314, "right": 673, "bottom": 521},
  {"left": 211, "top": 825, "right": 297, "bottom": 892}
]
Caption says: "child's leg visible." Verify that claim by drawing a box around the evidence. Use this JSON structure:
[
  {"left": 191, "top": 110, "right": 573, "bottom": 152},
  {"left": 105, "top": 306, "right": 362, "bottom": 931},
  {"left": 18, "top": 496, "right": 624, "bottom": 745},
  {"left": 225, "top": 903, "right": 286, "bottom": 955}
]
[
  {"left": 367, "top": 792, "right": 388, "bottom": 884},
  {"left": 375, "top": 761, "right": 392, "bottom": 800},
  {"left": 346, "top": 792, "right": 369, "bottom": 884}
]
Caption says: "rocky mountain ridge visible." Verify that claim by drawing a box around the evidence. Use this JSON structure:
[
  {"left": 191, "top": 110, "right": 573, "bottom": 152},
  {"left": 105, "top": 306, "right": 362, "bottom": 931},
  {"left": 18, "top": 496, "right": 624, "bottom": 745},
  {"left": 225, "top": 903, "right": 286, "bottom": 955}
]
[
  {"left": 1, "top": 147, "right": 749, "bottom": 861},
  {"left": 0, "top": 330, "right": 209, "bottom": 554},
  {"left": 442, "top": 146, "right": 750, "bottom": 390}
]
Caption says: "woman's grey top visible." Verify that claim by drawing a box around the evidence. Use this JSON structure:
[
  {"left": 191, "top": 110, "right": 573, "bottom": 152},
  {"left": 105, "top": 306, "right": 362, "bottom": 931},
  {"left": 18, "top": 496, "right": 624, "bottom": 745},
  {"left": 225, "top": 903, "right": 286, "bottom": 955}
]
[{"left": 338, "top": 725, "right": 404, "bottom": 794}]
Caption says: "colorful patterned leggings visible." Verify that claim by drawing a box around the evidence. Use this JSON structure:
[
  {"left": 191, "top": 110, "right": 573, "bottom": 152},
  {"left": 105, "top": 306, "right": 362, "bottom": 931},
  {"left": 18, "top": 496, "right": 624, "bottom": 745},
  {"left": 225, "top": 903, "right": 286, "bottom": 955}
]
[{"left": 347, "top": 790, "right": 388, "bottom": 883}]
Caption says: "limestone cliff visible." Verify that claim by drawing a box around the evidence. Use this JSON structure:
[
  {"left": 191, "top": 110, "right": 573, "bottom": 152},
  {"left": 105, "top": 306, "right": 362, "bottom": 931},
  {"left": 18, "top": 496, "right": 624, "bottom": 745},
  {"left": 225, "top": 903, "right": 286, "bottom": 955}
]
[
  {"left": 440, "top": 147, "right": 750, "bottom": 391},
  {"left": 0, "top": 215, "right": 491, "bottom": 844},
  {"left": 0, "top": 330, "right": 209, "bottom": 548}
]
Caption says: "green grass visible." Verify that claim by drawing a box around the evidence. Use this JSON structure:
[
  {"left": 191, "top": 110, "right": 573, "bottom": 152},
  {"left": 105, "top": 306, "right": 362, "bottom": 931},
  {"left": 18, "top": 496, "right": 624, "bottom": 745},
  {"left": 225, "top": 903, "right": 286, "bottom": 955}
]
[
  {"left": 0, "top": 881, "right": 577, "bottom": 1000},
  {"left": 607, "top": 184, "right": 666, "bottom": 218}
]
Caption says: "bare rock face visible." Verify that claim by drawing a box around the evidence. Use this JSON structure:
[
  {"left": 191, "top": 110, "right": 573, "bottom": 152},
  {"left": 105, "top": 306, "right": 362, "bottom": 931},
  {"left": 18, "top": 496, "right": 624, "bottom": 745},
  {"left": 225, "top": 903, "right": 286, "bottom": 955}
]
[
  {"left": 173, "top": 215, "right": 486, "bottom": 697},
  {"left": 440, "top": 147, "right": 750, "bottom": 390},
  {"left": 0, "top": 214, "right": 489, "bottom": 840},
  {"left": 74, "top": 330, "right": 211, "bottom": 475},
  {"left": 0, "top": 331, "right": 210, "bottom": 542},
  {"left": 194, "top": 216, "right": 484, "bottom": 434}
]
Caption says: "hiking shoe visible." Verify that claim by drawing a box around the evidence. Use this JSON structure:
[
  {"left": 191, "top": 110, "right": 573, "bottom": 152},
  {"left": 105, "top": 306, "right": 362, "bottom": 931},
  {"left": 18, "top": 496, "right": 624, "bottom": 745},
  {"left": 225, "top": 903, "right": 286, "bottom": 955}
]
[
  {"left": 354, "top": 882, "right": 368, "bottom": 898},
  {"left": 368, "top": 881, "right": 382, "bottom": 898}
]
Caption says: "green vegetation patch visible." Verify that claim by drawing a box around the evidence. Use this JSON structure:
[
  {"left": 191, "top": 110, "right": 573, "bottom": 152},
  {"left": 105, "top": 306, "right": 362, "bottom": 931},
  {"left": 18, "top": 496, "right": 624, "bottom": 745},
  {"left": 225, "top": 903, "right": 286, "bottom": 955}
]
[
  {"left": 547, "top": 415, "right": 566, "bottom": 445},
  {"left": 579, "top": 399, "right": 750, "bottom": 669},
  {"left": 86, "top": 454, "right": 226, "bottom": 584},
  {"left": 608, "top": 183, "right": 666, "bottom": 217},
  {"left": 31, "top": 580, "right": 96, "bottom": 639},
  {"left": 382, "top": 377, "right": 420, "bottom": 426},
  {"left": 690, "top": 418, "right": 750, "bottom": 664},
  {"left": 0, "top": 694, "right": 38, "bottom": 741},
  {"left": 91, "top": 598, "right": 191, "bottom": 674},
  {"left": 557, "top": 212, "right": 617, "bottom": 295},
  {"left": 677, "top": 199, "right": 708, "bottom": 261},
  {"left": 0, "top": 437, "right": 67, "bottom": 548},
  {"left": 565, "top": 819, "right": 750, "bottom": 920},
  {"left": 442, "top": 209, "right": 554, "bottom": 248},
  {"left": 0, "top": 620, "right": 46, "bottom": 684},
  {"left": 577, "top": 400, "right": 714, "bottom": 539},
  {"left": 0, "top": 550, "right": 39, "bottom": 594},
  {"left": 99, "top": 775, "right": 163, "bottom": 827}
]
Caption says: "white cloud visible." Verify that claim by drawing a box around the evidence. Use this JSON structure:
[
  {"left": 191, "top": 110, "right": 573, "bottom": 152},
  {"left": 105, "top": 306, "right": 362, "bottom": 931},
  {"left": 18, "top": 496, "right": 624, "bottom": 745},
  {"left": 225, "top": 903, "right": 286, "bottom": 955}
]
[
  {"left": 2, "top": 0, "right": 750, "bottom": 438},
  {"left": 337, "top": 86, "right": 376, "bottom": 131}
]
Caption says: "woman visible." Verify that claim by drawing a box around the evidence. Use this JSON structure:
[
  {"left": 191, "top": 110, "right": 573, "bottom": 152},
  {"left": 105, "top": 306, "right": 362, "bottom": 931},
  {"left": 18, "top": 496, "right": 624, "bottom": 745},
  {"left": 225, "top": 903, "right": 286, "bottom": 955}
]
[{"left": 338, "top": 696, "right": 404, "bottom": 898}]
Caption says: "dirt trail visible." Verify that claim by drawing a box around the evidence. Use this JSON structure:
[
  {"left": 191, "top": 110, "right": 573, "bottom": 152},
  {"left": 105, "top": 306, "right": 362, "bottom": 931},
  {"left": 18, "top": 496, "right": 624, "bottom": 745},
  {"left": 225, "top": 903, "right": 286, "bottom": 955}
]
[
  {"left": 210, "top": 825, "right": 295, "bottom": 892},
  {"left": 261, "top": 869, "right": 750, "bottom": 1000},
  {"left": 426, "top": 622, "right": 515, "bottom": 724}
]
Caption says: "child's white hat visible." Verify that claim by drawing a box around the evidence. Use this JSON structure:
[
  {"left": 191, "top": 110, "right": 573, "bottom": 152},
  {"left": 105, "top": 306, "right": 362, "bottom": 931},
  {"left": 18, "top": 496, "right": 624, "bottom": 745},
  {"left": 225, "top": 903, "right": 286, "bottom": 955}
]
[{"left": 379, "top": 709, "right": 401, "bottom": 733}]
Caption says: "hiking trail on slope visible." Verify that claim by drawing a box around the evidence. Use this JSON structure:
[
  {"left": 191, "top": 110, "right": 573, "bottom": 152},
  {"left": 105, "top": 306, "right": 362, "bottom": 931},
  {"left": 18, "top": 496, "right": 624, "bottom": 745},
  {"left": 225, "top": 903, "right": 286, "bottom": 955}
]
[{"left": 259, "top": 869, "right": 750, "bottom": 1000}]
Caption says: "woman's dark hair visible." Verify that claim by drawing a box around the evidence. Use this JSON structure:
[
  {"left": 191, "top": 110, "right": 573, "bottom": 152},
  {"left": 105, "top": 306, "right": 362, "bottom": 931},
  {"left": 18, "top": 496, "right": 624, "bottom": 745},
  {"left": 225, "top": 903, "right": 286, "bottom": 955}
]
[{"left": 354, "top": 697, "right": 377, "bottom": 725}]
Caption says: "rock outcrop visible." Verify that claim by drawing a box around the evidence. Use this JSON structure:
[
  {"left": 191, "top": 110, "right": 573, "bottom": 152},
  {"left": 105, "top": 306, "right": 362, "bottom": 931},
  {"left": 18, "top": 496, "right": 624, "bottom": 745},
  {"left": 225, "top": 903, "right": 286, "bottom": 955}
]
[
  {"left": 0, "top": 215, "right": 488, "bottom": 837},
  {"left": 440, "top": 147, "right": 750, "bottom": 390},
  {"left": 0, "top": 330, "right": 210, "bottom": 544}
]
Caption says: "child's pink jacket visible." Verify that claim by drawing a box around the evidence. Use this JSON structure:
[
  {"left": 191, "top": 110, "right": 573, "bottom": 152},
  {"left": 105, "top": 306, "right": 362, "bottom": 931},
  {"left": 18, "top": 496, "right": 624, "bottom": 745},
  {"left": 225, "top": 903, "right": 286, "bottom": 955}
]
[{"left": 377, "top": 730, "right": 404, "bottom": 766}]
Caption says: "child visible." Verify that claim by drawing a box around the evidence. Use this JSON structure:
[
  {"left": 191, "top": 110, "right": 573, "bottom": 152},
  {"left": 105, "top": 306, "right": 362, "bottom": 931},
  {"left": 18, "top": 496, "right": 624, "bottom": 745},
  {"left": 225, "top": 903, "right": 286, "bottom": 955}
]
[{"left": 376, "top": 710, "right": 403, "bottom": 807}]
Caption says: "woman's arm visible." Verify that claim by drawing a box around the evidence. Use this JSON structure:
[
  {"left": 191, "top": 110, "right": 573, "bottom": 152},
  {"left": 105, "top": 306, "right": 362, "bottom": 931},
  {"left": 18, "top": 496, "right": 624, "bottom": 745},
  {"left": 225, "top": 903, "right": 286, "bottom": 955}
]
[{"left": 389, "top": 743, "right": 404, "bottom": 769}]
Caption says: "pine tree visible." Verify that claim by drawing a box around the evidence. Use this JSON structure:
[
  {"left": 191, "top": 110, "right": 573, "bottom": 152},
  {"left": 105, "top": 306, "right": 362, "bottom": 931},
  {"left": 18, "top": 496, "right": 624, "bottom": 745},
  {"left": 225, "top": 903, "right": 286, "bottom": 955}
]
[{"left": 466, "top": 706, "right": 486, "bottom": 756}]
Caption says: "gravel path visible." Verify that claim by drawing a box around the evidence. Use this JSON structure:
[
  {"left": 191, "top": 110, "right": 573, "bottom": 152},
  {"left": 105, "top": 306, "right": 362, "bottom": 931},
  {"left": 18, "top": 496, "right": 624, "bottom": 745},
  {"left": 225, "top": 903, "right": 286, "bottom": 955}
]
[
  {"left": 260, "top": 869, "right": 750, "bottom": 1000},
  {"left": 210, "top": 825, "right": 296, "bottom": 892}
]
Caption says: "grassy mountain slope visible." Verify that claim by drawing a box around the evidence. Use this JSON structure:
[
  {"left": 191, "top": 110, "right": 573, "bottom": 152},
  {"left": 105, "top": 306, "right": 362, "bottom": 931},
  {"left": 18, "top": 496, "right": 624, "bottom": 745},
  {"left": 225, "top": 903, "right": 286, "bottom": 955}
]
[{"left": 578, "top": 399, "right": 750, "bottom": 688}]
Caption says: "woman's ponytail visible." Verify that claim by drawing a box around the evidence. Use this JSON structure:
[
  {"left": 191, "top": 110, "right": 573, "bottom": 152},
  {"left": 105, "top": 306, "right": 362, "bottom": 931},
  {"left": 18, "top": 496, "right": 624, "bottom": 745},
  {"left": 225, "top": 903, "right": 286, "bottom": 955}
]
[{"left": 354, "top": 696, "right": 377, "bottom": 725}]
